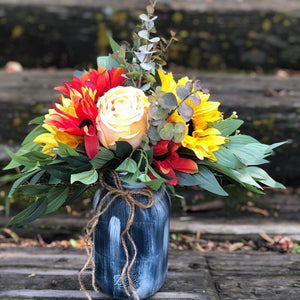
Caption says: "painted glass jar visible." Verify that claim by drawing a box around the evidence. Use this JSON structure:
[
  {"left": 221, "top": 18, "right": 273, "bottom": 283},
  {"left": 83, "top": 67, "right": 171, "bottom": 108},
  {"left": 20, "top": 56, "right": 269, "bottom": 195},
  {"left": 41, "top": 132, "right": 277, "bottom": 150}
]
[{"left": 93, "top": 173, "right": 171, "bottom": 300}]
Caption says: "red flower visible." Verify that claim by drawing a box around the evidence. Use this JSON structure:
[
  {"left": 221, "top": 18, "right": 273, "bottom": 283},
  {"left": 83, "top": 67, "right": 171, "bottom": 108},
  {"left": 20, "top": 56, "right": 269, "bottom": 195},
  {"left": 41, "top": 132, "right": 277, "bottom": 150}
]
[
  {"left": 45, "top": 89, "right": 100, "bottom": 159},
  {"left": 152, "top": 140, "right": 198, "bottom": 185},
  {"left": 55, "top": 67, "right": 125, "bottom": 103}
]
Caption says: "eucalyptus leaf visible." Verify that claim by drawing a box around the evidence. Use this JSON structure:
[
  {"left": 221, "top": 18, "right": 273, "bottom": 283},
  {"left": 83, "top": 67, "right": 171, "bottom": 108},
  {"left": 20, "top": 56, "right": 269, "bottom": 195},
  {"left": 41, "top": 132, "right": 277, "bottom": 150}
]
[
  {"left": 74, "top": 70, "right": 85, "bottom": 79},
  {"left": 138, "top": 30, "right": 149, "bottom": 40},
  {"left": 161, "top": 92, "right": 177, "bottom": 109},
  {"left": 176, "top": 85, "right": 190, "bottom": 100},
  {"left": 140, "top": 62, "right": 155, "bottom": 71},
  {"left": 178, "top": 102, "right": 193, "bottom": 122},
  {"left": 148, "top": 126, "right": 161, "bottom": 141},
  {"left": 185, "top": 81, "right": 193, "bottom": 93},
  {"left": 97, "top": 55, "right": 120, "bottom": 70},
  {"left": 159, "top": 123, "right": 174, "bottom": 140},
  {"left": 190, "top": 93, "right": 201, "bottom": 106}
]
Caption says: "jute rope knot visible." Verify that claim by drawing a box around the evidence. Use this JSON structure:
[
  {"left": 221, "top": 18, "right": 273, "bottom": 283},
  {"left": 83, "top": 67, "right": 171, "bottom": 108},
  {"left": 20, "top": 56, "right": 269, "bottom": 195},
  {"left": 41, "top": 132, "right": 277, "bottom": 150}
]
[{"left": 78, "top": 169, "right": 155, "bottom": 300}]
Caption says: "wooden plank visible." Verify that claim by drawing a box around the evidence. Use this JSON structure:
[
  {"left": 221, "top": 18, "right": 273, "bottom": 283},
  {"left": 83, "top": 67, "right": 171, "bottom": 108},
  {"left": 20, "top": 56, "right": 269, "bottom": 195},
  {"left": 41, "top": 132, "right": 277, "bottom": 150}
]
[
  {"left": 0, "top": 247, "right": 219, "bottom": 299},
  {"left": 1, "top": 0, "right": 300, "bottom": 12},
  {"left": 205, "top": 252, "right": 300, "bottom": 300},
  {"left": 1, "top": 247, "right": 300, "bottom": 299},
  {"left": 0, "top": 290, "right": 209, "bottom": 300},
  {"left": 0, "top": 2, "right": 300, "bottom": 71}
]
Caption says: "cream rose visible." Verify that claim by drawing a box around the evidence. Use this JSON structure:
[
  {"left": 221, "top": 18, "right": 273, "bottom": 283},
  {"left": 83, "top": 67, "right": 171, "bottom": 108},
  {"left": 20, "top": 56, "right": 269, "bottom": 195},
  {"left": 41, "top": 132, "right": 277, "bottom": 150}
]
[{"left": 96, "top": 86, "right": 149, "bottom": 150}]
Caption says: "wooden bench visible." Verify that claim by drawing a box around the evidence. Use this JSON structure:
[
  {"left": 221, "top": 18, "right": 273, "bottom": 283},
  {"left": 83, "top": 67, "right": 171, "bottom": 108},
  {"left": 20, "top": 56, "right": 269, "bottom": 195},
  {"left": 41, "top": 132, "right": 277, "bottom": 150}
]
[{"left": 0, "top": 246, "right": 299, "bottom": 299}]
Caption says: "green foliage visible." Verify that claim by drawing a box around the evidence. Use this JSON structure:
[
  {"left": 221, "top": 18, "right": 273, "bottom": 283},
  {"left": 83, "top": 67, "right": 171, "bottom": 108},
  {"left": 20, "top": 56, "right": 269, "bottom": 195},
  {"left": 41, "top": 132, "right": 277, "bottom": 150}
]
[
  {"left": 213, "top": 119, "right": 244, "bottom": 136},
  {"left": 70, "top": 169, "right": 98, "bottom": 185},
  {"left": 90, "top": 147, "right": 114, "bottom": 169}
]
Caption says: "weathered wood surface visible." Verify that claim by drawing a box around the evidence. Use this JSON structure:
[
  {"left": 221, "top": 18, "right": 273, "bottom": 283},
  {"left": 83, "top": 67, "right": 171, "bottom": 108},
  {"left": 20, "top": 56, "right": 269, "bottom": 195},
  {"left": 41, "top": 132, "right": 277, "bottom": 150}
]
[
  {"left": 1, "top": 0, "right": 300, "bottom": 70},
  {"left": 1, "top": 0, "right": 300, "bottom": 12},
  {"left": 0, "top": 70, "right": 299, "bottom": 184},
  {"left": 0, "top": 246, "right": 299, "bottom": 299}
]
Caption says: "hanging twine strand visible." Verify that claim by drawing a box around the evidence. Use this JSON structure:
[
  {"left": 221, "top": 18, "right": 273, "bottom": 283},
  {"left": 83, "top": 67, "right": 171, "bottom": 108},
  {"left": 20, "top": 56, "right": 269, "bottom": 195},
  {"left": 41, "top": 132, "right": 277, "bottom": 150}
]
[{"left": 78, "top": 169, "right": 155, "bottom": 300}]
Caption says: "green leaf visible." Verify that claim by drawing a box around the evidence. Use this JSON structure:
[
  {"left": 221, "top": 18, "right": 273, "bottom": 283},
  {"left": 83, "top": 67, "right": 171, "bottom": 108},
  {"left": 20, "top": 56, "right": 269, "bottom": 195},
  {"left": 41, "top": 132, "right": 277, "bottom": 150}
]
[
  {"left": 246, "top": 167, "right": 286, "bottom": 189},
  {"left": 4, "top": 147, "right": 37, "bottom": 170},
  {"left": 148, "top": 126, "right": 161, "bottom": 141},
  {"left": 120, "top": 171, "right": 142, "bottom": 186},
  {"left": 116, "top": 158, "right": 138, "bottom": 173},
  {"left": 230, "top": 143, "right": 271, "bottom": 164},
  {"left": 19, "top": 184, "right": 50, "bottom": 196},
  {"left": 22, "top": 125, "right": 48, "bottom": 145},
  {"left": 115, "top": 141, "right": 133, "bottom": 159},
  {"left": 195, "top": 166, "right": 228, "bottom": 196},
  {"left": 231, "top": 169, "right": 262, "bottom": 189},
  {"left": 60, "top": 154, "right": 90, "bottom": 168},
  {"left": 8, "top": 197, "right": 47, "bottom": 227},
  {"left": 90, "top": 147, "right": 114, "bottom": 169},
  {"left": 65, "top": 184, "right": 90, "bottom": 205},
  {"left": 108, "top": 34, "right": 121, "bottom": 53},
  {"left": 7, "top": 170, "right": 38, "bottom": 199},
  {"left": 161, "top": 93, "right": 177, "bottom": 109},
  {"left": 57, "top": 142, "right": 79, "bottom": 157},
  {"left": 214, "top": 146, "right": 246, "bottom": 169},
  {"left": 71, "top": 169, "right": 98, "bottom": 185},
  {"left": 213, "top": 119, "right": 244, "bottom": 136},
  {"left": 175, "top": 167, "right": 228, "bottom": 196},
  {"left": 227, "top": 134, "right": 260, "bottom": 147},
  {"left": 97, "top": 55, "right": 119, "bottom": 70},
  {"left": 30, "top": 170, "right": 46, "bottom": 185},
  {"left": 176, "top": 85, "right": 190, "bottom": 100},
  {"left": 74, "top": 70, "right": 85, "bottom": 79},
  {"left": 178, "top": 102, "right": 193, "bottom": 122},
  {"left": 28, "top": 115, "right": 45, "bottom": 125},
  {"left": 199, "top": 160, "right": 264, "bottom": 194},
  {"left": 23, "top": 151, "right": 52, "bottom": 162},
  {"left": 45, "top": 186, "right": 69, "bottom": 214},
  {"left": 143, "top": 178, "right": 166, "bottom": 191}
]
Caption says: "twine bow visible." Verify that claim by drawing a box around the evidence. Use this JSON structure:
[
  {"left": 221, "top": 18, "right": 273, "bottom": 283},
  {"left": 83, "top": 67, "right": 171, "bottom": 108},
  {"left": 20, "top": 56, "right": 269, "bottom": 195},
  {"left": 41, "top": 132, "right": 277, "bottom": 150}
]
[{"left": 78, "top": 169, "right": 155, "bottom": 300}]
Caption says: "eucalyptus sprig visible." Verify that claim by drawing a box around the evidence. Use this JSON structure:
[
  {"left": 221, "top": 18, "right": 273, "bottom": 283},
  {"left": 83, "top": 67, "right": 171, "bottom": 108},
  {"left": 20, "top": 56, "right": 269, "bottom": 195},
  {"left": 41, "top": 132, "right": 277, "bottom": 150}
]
[
  {"left": 147, "top": 79, "right": 209, "bottom": 145},
  {"left": 112, "top": 0, "right": 177, "bottom": 93}
]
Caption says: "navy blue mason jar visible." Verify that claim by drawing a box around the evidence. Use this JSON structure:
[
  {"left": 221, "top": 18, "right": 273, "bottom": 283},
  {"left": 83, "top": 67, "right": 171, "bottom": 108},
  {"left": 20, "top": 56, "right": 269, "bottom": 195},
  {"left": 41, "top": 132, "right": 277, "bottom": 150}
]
[{"left": 93, "top": 172, "right": 171, "bottom": 300}]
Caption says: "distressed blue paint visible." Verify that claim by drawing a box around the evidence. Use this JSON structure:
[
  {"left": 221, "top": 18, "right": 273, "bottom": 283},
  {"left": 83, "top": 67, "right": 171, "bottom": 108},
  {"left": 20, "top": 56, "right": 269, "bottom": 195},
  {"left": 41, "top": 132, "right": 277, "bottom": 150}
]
[{"left": 93, "top": 176, "right": 171, "bottom": 300}]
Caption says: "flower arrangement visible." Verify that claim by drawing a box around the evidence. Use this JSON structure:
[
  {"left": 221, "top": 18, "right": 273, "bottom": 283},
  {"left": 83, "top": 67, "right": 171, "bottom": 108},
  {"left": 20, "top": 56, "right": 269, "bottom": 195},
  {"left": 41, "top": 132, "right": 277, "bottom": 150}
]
[{"left": 4, "top": 0, "right": 285, "bottom": 229}]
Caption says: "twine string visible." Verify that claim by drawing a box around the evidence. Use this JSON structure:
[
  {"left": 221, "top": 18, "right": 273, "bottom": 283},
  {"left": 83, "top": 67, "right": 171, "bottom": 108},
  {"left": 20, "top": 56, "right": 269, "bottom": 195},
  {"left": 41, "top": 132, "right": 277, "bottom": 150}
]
[{"left": 78, "top": 169, "right": 155, "bottom": 300}]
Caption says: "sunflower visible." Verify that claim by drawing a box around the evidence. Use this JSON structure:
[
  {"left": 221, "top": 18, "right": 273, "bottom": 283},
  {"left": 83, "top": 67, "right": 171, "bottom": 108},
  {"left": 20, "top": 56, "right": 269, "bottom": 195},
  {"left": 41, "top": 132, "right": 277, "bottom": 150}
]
[{"left": 158, "top": 69, "right": 225, "bottom": 161}]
